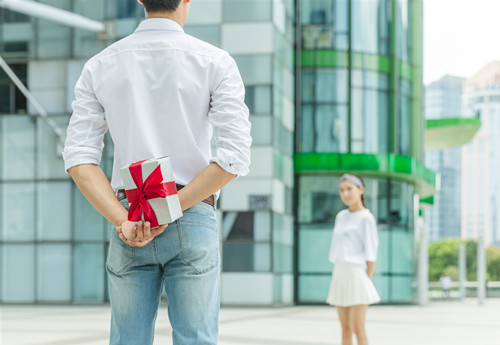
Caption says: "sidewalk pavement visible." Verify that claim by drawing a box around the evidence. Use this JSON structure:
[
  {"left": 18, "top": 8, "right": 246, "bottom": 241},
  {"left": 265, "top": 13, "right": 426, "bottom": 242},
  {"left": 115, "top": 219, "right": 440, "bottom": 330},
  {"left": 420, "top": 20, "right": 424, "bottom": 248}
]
[{"left": 1, "top": 298, "right": 499, "bottom": 345}]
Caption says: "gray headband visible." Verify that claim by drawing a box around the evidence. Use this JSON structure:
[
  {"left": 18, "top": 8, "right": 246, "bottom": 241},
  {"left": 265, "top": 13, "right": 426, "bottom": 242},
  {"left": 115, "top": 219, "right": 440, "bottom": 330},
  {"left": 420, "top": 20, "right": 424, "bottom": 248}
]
[{"left": 340, "top": 174, "right": 363, "bottom": 188}]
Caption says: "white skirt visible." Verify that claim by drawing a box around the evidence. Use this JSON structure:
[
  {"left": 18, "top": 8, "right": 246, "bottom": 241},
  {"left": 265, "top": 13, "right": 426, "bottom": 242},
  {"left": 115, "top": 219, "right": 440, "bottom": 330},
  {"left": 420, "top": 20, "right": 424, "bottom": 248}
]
[{"left": 326, "top": 261, "right": 380, "bottom": 307}]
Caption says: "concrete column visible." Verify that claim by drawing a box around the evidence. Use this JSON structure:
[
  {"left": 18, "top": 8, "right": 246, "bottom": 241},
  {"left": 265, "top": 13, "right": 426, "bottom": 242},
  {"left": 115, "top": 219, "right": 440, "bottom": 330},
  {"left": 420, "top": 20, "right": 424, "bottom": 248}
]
[
  {"left": 418, "top": 216, "right": 428, "bottom": 306},
  {"left": 458, "top": 243, "right": 466, "bottom": 301},
  {"left": 477, "top": 235, "right": 486, "bottom": 305}
]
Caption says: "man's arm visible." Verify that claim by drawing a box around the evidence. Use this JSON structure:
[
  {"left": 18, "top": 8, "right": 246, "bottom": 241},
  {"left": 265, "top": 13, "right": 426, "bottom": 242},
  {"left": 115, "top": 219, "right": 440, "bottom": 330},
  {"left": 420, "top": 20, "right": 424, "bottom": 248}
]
[
  {"left": 68, "top": 163, "right": 166, "bottom": 247},
  {"left": 178, "top": 162, "right": 236, "bottom": 211}
]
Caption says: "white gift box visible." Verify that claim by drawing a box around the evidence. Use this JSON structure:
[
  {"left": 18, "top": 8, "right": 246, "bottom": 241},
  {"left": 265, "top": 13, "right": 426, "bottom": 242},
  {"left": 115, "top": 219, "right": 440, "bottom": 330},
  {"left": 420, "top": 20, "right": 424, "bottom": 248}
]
[{"left": 120, "top": 157, "right": 183, "bottom": 226}]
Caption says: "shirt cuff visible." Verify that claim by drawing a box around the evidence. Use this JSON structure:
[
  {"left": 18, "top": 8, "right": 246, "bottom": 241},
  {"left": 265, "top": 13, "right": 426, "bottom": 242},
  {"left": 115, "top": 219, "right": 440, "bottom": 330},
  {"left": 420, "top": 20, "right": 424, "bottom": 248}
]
[
  {"left": 210, "top": 156, "right": 249, "bottom": 177},
  {"left": 63, "top": 146, "right": 103, "bottom": 173}
]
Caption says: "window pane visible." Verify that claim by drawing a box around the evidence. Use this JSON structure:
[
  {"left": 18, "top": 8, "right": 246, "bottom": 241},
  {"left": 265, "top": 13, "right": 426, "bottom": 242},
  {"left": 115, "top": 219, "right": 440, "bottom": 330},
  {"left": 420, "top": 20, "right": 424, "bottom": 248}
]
[
  {"left": 390, "top": 275, "right": 415, "bottom": 302},
  {"left": 37, "top": 115, "right": 70, "bottom": 179},
  {"left": 0, "top": 115, "right": 35, "bottom": 179},
  {"left": 397, "top": 0, "right": 411, "bottom": 62},
  {"left": 300, "top": 0, "right": 348, "bottom": 50},
  {"left": 74, "top": 187, "right": 107, "bottom": 241},
  {"left": 223, "top": 0, "right": 272, "bottom": 22},
  {"left": 315, "top": 104, "right": 348, "bottom": 152},
  {"left": 184, "top": 25, "right": 220, "bottom": 47},
  {"left": 298, "top": 275, "right": 331, "bottom": 302},
  {"left": 235, "top": 55, "right": 273, "bottom": 85},
  {"left": 1, "top": 182, "right": 35, "bottom": 241},
  {"left": 74, "top": 244, "right": 105, "bottom": 302},
  {"left": 246, "top": 86, "right": 271, "bottom": 115},
  {"left": 273, "top": 243, "right": 293, "bottom": 273},
  {"left": 222, "top": 243, "right": 271, "bottom": 272},
  {"left": 37, "top": 182, "right": 72, "bottom": 241},
  {"left": 299, "top": 105, "right": 314, "bottom": 151},
  {"left": 315, "top": 69, "right": 348, "bottom": 103},
  {"left": 1, "top": 245, "right": 35, "bottom": 302},
  {"left": 391, "top": 229, "right": 414, "bottom": 274},
  {"left": 351, "top": 0, "right": 390, "bottom": 55},
  {"left": 298, "top": 176, "right": 344, "bottom": 224},
  {"left": 298, "top": 227, "right": 333, "bottom": 273},
  {"left": 37, "top": 244, "right": 71, "bottom": 302}
]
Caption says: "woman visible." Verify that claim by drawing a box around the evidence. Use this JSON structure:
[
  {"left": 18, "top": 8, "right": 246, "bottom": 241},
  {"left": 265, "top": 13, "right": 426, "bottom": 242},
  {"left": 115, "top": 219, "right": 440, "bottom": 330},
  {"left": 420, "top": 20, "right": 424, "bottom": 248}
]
[{"left": 327, "top": 173, "right": 380, "bottom": 345}]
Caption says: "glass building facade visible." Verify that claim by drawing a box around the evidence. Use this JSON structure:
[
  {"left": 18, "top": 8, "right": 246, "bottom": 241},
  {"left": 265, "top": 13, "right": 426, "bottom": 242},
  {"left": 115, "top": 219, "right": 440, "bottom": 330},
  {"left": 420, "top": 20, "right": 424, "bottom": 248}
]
[
  {"left": 0, "top": 0, "right": 434, "bottom": 305},
  {"left": 295, "top": 0, "right": 434, "bottom": 303}
]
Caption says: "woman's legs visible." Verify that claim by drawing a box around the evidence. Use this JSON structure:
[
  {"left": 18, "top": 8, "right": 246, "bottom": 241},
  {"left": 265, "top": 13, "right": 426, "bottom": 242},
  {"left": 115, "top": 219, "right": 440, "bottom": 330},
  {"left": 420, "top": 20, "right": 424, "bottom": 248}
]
[
  {"left": 336, "top": 306, "right": 353, "bottom": 345},
  {"left": 351, "top": 304, "right": 369, "bottom": 345}
]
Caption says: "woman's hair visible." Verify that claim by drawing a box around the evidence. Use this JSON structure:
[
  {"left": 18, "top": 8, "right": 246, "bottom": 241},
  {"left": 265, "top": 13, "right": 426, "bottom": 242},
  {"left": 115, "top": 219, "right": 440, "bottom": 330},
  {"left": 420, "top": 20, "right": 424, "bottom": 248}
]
[{"left": 342, "top": 173, "right": 366, "bottom": 207}]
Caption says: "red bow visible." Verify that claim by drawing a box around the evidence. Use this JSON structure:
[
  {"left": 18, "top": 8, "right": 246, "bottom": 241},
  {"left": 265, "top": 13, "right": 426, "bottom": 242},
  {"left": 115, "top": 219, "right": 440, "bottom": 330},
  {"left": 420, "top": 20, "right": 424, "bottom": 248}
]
[{"left": 125, "top": 160, "right": 177, "bottom": 227}]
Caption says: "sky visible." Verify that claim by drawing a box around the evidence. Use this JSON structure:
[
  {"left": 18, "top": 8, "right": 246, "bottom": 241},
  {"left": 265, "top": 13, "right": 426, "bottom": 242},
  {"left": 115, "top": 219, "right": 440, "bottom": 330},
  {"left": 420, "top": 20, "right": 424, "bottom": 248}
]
[{"left": 423, "top": 0, "right": 500, "bottom": 85}]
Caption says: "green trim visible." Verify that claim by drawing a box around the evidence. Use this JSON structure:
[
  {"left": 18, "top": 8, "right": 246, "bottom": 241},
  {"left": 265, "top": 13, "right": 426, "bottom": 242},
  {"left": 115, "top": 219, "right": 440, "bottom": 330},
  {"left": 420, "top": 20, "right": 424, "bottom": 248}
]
[
  {"left": 411, "top": 0, "right": 424, "bottom": 161},
  {"left": 300, "top": 50, "right": 348, "bottom": 68},
  {"left": 425, "top": 118, "right": 481, "bottom": 150},
  {"left": 300, "top": 50, "right": 412, "bottom": 79},
  {"left": 426, "top": 118, "right": 480, "bottom": 129},
  {"left": 420, "top": 196, "right": 434, "bottom": 206},
  {"left": 294, "top": 152, "right": 436, "bottom": 198},
  {"left": 347, "top": 0, "right": 352, "bottom": 152}
]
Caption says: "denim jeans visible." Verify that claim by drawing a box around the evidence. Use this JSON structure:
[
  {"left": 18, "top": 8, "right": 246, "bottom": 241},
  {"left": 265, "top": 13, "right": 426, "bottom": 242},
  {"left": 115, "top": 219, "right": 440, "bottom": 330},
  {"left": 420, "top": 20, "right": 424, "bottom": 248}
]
[{"left": 106, "top": 199, "right": 220, "bottom": 345}]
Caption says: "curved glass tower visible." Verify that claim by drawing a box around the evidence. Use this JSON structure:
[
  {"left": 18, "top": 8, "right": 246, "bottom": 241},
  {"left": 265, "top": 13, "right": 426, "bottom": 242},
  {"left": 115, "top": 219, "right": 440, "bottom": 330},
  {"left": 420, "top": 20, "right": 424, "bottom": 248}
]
[{"left": 295, "top": 0, "right": 436, "bottom": 303}]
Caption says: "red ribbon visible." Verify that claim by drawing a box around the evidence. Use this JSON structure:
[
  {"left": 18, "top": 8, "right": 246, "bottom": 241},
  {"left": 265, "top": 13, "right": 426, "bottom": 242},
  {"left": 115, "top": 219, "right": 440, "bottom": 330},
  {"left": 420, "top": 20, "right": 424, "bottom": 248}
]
[{"left": 125, "top": 160, "right": 177, "bottom": 228}]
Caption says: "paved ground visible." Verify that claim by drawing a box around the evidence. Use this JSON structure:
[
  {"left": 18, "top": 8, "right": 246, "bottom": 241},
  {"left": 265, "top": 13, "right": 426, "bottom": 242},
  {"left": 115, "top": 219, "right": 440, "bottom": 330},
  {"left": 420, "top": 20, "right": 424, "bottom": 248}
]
[{"left": 1, "top": 298, "right": 499, "bottom": 345}]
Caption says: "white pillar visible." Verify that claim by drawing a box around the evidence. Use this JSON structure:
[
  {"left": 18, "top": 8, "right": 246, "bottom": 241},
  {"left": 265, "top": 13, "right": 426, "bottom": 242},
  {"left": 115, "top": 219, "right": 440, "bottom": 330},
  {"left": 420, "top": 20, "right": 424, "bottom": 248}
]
[
  {"left": 458, "top": 243, "right": 466, "bottom": 301},
  {"left": 477, "top": 235, "right": 486, "bottom": 305},
  {"left": 418, "top": 216, "right": 428, "bottom": 306}
]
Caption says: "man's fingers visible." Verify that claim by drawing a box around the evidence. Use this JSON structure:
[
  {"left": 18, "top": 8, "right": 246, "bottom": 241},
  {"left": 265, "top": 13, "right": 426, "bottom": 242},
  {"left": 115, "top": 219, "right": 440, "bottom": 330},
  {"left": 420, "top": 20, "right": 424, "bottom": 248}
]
[
  {"left": 151, "top": 224, "right": 168, "bottom": 237},
  {"left": 133, "top": 237, "right": 154, "bottom": 247},
  {"left": 142, "top": 221, "right": 152, "bottom": 239},
  {"left": 118, "top": 232, "right": 136, "bottom": 247}
]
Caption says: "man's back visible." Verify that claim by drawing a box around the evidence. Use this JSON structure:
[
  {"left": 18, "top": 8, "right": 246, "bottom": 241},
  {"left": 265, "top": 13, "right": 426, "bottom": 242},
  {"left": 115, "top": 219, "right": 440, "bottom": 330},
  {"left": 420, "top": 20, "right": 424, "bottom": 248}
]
[{"left": 64, "top": 18, "right": 250, "bottom": 190}]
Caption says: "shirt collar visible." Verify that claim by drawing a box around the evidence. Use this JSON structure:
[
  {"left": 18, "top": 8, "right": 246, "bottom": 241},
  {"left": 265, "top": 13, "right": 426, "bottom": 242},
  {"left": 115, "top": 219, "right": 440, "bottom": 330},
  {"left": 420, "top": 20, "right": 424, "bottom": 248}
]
[{"left": 134, "top": 18, "right": 184, "bottom": 34}]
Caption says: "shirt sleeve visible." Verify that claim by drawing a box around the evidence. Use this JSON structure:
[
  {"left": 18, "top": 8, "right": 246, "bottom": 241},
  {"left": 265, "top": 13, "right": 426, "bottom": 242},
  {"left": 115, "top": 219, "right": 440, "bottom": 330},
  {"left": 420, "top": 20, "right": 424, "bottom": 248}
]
[
  {"left": 208, "top": 53, "right": 252, "bottom": 177},
  {"left": 62, "top": 65, "right": 108, "bottom": 172},
  {"left": 363, "top": 215, "right": 379, "bottom": 262}
]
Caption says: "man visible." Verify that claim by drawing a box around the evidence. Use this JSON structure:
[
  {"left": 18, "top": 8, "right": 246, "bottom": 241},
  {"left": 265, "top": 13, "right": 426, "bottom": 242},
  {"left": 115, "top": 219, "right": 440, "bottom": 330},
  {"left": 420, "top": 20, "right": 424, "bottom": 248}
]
[
  {"left": 440, "top": 273, "right": 452, "bottom": 300},
  {"left": 62, "top": 0, "right": 251, "bottom": 344}
]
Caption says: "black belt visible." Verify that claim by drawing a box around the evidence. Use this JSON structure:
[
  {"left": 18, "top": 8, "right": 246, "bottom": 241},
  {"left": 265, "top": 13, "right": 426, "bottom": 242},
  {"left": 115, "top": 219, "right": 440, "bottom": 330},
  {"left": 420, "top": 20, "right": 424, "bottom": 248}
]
[{"left": 116, "top": 184, "right": 215, "bottom": 206}]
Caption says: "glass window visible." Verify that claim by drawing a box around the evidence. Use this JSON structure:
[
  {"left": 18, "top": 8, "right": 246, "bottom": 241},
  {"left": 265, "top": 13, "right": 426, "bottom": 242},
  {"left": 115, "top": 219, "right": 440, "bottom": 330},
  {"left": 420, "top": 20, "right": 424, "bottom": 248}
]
[
  {"left": 184, "top": 25, "right": 220, "bottom": 47},
  {"left": 222, "top": 243, "right": 271, "bottom": 272},
  {"left": 1, "top": 244, "right": 35, "bottom": 302},
  {"left": 74, "top": 187, "right": 107, "bottom": 241},
  {"left": 298, "top": 176, "right": 343, "bottom": 224},
  {"left": 298, "top": 226, "right": 333, "bottom": 273},
  {"left": 300, "top": 104, "right": 348, "bottom": 153},
  {"left": 36, "top": 23, "right": 72, "bottom": 59},
  {"left": 315, "top": 69, "right": 348, "bottom": 103},
  {"left": 298, "top": 275, "right": 331, "bottom": 302},
  {"left": 37, "top": 244, "right": 71, "bottom": 302},
  {"left": 0, "top": 115, "right": 34, "bottom": 179},
  {"left": 391, "top": 229, "right": 414, "bottom": 274},
  {"left": 37, "top": 182, "right": 72, "bottom": 241},
  {"left": 399, "top": 94, "right": 411, "bottom": 155},
  {"left": 249, "top": 115, "right": 272, "bottom": 145},
  {"left": 396, "top": 0, "right": 411, "bottom": 62},
  {"left": 351, "top": 0, "right": 390, "bottom": 55},
  {"left": 37, "top": 115, "right": 70, "bottom": 179},
  {"left": 0, "top": 64, "right": 27, "bottom": 114},
  {"left": 1, "top": 9, "right": 30, "bottom": 22},
  {"left": 74, "top": 244, "right": 105, "bottom": 302},
  {"left": 1, "top": 182, "right": 35, "bottom": 241},
  {"left": 389, "top": 180, "right": 413, "bottom": 226},
  {"left": 115, "top": 0, "right": 140, "bottom": 18},
  {"left": 300, "top": 0, "right": 348, "bottom": 50},
  {"left": 273, "top": 243, "right": 293, "bottom": 273},
  {"left": 234, "top": 55, "right": 272, "bottom": 85},
  {"left": 351, "top": 88, "right": 389, "bottom": 154},
  {"left": 246, "top": 86, "right": 272, "bottom": 115},
  {"left": 223, "top": 0, "right": 272, "bottom": 22}
]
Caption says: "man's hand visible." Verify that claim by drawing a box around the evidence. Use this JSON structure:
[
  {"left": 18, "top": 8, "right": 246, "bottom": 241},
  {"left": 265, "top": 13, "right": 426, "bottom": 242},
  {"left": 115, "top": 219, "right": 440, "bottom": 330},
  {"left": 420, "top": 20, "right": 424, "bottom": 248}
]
[{"left": 116, "top": 220, "right": 168, "bottom": 247}]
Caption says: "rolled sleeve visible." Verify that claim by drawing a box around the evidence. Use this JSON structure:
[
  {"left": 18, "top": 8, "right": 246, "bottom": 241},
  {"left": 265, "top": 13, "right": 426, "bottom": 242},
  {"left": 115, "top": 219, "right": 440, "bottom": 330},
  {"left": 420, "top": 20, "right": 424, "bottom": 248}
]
[
  {"left": 62, "top": 65, "right": 108, "bottom": 172},
  {"left": 208, "top": 54, "right": 252, "bottom": 177},
  {"left": 363, "top": 217, "right": 379, "bottom": 262}
]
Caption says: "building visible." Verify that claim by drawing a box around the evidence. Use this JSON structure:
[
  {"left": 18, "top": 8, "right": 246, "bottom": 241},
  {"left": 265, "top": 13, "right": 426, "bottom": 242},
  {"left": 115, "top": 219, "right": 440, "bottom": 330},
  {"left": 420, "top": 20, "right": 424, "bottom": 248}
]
[
  {"left": 0, "top": 0, "right": 435, "bottom": 305},
  {"left": 424, "top": 75, "right": 464, "bottom": 242},
  {"left": 461, "top": 61, "right": 500, "bottom": 247}
]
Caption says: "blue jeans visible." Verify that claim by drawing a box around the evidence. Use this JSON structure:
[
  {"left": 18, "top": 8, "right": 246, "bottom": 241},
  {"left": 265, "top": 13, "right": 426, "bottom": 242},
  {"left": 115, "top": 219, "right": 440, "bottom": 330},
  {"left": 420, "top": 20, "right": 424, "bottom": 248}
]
[{"left": 106, "top": 200, "right": 220, "bottom": 345}]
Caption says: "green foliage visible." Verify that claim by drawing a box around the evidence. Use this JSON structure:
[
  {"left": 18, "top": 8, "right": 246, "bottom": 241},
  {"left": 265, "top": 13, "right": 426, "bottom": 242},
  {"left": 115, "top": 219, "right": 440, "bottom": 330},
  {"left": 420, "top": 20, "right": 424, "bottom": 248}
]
[{"left": 428, "top": 238, "right": 499, "bottom": 281}]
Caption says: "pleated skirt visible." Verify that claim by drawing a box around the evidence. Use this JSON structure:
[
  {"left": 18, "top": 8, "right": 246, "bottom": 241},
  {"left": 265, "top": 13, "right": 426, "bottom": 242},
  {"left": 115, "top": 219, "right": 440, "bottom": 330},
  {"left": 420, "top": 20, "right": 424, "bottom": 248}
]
[{"left": 326, "top": 261, "right": 380, "bottom": 307}]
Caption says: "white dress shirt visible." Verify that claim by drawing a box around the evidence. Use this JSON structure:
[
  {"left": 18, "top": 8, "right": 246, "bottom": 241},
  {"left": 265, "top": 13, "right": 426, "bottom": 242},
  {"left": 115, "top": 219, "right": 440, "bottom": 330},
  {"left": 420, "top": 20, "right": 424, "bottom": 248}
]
[
  {"left": 63, "top": 18, "right": 252, "bottom": 193},
  {"left": 328, "top": 209, "right": 378, "bottom": 266}
]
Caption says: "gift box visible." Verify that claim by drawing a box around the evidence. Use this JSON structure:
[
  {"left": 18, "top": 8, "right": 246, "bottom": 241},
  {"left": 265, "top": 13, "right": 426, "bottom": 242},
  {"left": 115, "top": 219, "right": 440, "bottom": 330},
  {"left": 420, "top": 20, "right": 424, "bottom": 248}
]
[{"left": 120, "top": 157, "right": 183, "bottom": 227}]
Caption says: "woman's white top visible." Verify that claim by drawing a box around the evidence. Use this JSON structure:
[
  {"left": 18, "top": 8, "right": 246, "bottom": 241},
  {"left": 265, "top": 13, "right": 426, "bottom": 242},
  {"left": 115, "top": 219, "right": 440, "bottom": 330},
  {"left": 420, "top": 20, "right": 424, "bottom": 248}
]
[{"left": 328, "top": 208, "right": 378, "bottom": 266}]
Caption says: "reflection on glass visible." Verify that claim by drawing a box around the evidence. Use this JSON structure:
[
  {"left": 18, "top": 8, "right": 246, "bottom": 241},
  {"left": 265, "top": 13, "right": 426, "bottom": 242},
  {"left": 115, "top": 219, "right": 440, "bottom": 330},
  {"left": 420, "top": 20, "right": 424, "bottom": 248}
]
[
  {"left": 397, "top": 0, "right": 411, "bottom": 62},
  {"left": 351, "top": 0, "right": 390, "bottom": 55},
  {"left": 301, "top": 0, "right": 348, "bottom": 50}
]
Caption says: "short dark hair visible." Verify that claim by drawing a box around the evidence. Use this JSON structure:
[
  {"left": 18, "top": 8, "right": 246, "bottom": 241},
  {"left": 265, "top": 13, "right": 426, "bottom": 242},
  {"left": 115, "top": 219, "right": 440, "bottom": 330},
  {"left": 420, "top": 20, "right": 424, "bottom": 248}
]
[{"left": 141, "top": 0, "right": 181, "bottom": 12}]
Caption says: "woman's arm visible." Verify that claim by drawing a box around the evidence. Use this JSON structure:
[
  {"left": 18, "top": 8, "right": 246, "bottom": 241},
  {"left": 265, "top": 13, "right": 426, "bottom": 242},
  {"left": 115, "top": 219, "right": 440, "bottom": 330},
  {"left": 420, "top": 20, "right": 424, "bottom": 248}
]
[{"left": 366, "top": 261, "right": 376, "bottom": 279}]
